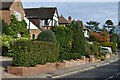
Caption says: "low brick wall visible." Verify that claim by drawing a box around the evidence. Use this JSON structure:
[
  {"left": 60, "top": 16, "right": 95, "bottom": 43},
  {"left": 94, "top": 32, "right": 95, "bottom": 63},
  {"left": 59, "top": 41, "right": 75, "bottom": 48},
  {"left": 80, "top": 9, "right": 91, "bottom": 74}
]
[
  {"left": 8, "top": 56, "right": 100, "bottom": 76},
  {"left": 56, "top": 62, "right": 66, "bottom": 69},
  {"left": 105, "top": 54, "right": 111, "bottom": 59},
  {"left": 8, "top": 63, "right": 56, "bottom": 76}
]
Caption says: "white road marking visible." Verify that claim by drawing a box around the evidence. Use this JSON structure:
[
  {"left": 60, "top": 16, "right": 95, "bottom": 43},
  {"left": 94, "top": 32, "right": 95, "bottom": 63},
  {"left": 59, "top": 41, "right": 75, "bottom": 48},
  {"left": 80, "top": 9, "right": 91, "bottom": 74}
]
[
  {"left": 105, "top": 76, "right": 114, "bottom": 80},
  {"left": 117, "top": 72, "right": 120, "bottom": 75}
]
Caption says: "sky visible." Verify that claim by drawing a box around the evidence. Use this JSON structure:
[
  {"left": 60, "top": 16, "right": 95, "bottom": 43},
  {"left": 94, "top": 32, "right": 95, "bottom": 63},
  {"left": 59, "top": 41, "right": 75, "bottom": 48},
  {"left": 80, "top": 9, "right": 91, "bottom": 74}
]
[{"left": 22, "top": 1, "right": 118, "bottom": 28}]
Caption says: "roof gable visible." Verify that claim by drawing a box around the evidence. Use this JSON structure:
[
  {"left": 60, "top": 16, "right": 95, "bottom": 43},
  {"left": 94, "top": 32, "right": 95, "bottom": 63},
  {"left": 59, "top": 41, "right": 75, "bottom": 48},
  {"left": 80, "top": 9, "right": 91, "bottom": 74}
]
[
  {"left": 58, "top": 15, "right": 68, "bottom": 24},
  {"left": 25, "top": 7, "right": 58, "bottom": 19}
]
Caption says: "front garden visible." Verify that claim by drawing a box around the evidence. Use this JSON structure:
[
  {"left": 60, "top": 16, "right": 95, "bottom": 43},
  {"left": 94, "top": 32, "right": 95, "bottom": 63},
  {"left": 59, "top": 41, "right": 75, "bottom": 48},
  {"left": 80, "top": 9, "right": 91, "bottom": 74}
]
[{"left": 1, "top": 16, "right": 118, "bottom": 76}]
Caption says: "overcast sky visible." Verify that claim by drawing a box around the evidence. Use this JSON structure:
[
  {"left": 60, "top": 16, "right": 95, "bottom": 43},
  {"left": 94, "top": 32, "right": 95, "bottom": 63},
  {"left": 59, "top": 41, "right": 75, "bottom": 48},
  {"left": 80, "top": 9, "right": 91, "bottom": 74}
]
[{"left": 22, "top": 2, "right": 118, "bottom": 27}]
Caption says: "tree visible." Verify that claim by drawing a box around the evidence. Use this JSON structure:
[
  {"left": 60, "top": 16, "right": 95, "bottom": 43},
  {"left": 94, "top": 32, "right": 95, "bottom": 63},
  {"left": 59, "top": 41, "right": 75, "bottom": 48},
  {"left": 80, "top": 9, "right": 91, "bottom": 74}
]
[
  {"left": 86, "top": 21, "right": 100, "bottom": 31},
  {"left": 9, "top": 15, "right": 28, "bottom": 37},
  {"left": 71, "top": 21, "right": 88, "bottom": 55},
  {"left": 1, "top": 19, "right": 9, "bottom": 35},
  {"left": 110, "top": 33, "right": 119, "bottom": 43},
  {"left": 104, "top": 20, "right": 114, "bottom": 31},
  {"left": 51, "top": 26, "right": 73, "bottom": 52}
]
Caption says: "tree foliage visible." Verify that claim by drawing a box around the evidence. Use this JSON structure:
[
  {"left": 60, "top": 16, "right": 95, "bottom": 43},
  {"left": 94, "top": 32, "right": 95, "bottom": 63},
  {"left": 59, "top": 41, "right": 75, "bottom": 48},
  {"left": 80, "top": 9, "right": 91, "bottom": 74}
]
[
  {"left": 71, "top": 21, "right": 88, "bottom": 55},
  {"left": 9, "top": 15, "right": 28, "bottom": 37},
  {"left": 1, "top": 19, "right": 9, "bottom": 35},
  {"left": 86, "top": 21, "right": 100, "bottom": 31},
  {"left": 51, "top": 26, "right": 73, "bottom": 52},
  {"left": 103, "top": 20, "right": 114, "bottom": 31}
]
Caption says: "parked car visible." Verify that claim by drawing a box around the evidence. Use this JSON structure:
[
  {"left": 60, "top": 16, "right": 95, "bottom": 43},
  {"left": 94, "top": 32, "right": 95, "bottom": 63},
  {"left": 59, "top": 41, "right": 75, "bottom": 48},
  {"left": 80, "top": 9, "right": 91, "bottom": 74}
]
[{"left": 100, "top": 46, "right": 112, "bottom": 53}]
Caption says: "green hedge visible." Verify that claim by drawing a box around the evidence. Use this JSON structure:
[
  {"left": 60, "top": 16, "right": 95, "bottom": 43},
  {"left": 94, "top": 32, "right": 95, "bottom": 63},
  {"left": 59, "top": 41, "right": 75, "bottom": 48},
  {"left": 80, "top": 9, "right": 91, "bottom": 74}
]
[
  {"left": 59, "top": 52, "right": 81, "bottom": 61},
  {"left": 90, "top": 43, "right": 101, "bottom": 58},
  {"left": 37, "top": 30, "right": 57, "bottom": 43},
  {"left": 101, "top": 42, "right": 117, "bottom": 52},
  {"left": 12, "top": 40, "right": 60, "bottom": 67}
]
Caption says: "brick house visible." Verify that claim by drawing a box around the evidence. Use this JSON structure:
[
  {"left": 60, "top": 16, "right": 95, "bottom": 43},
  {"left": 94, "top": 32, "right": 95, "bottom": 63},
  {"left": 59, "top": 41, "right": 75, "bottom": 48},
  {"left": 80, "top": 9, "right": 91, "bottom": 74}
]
[
  {"left": 24, "top": 7, "right": 59, "bottom": 39},
  {"left": 0, "top": 0, "right": 25, "bottom": 24}
]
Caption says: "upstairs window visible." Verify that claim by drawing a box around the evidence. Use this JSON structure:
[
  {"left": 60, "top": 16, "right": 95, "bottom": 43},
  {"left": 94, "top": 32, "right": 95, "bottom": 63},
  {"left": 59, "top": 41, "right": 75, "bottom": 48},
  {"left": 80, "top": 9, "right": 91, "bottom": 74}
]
[
  {"left": 14, "top": 11, "right": 21, "bottom": 21},
  {"left": 44, "top": 19, "right": 48, "bottom": 25}
]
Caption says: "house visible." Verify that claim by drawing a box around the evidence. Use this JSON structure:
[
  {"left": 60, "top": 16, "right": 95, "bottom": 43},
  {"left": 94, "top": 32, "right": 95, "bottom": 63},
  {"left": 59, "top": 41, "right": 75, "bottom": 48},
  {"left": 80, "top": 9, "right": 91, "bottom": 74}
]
[
  {"left": 25, "top": 7, "right": 59, "bottom": 39},
  {"left": 58, "top": 15, "right": 69, "bottom": 26},
  {"left": 0, "top": 0, "right": 25, "bottom": 24}
]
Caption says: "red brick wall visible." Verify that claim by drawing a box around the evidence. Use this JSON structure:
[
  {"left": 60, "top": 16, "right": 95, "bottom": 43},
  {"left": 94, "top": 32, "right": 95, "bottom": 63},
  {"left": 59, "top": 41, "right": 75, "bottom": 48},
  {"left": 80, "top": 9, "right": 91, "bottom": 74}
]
[{"left": 0, "top": 10, "right": 11, "bottom": 24}]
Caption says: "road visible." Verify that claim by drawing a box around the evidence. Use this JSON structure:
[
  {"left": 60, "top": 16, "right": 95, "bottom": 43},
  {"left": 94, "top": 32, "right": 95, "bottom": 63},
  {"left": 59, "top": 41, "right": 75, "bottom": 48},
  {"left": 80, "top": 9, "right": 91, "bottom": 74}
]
[{"left": 57, "top": 49, "right": 120, "bottom": 80}]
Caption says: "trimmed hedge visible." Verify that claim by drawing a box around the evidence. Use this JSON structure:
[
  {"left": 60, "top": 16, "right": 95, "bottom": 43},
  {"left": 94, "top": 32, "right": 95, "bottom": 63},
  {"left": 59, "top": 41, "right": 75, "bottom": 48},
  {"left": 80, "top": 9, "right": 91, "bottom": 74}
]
[
  {"left": 101, "top": 42, "right": 117, "bottom": 52},
  {"left": 59, "top": 52, "right": 81, "bottom": 61},
  {"left": 37, "top": 30, "right": 57, "bottom": 43},
  {"left": 12, "top": 40, "right": 60, "bottom": 67}
]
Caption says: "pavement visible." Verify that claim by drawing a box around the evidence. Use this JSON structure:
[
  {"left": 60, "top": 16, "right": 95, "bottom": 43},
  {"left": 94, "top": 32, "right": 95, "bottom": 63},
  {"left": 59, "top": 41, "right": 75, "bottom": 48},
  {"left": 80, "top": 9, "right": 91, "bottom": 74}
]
[{"left": 1, "top": 53, "right": 119, "bottom": 79}]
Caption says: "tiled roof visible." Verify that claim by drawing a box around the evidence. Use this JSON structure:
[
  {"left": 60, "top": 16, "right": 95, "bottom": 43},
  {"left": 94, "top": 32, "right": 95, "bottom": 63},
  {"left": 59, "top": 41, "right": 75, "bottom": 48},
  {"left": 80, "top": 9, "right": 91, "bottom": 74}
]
[
  {"left": 25, "top": 7, "right": 58, "bottom": 19},
  {"left": 58, "top": 15, "right": 68, "bottom": 24},
  {"left": 1, "top": 0, "right": 15, "bottom": 10}
]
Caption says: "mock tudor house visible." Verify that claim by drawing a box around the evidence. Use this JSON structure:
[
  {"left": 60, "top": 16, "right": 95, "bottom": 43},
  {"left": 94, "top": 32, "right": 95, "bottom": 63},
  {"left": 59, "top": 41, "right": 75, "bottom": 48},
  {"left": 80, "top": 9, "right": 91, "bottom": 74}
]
[
  {"left": 0, "top": 0, "right": 25, "bottom": 24},
  {"left": 25, "top": 7, "right": 59, "bottom": 39}
]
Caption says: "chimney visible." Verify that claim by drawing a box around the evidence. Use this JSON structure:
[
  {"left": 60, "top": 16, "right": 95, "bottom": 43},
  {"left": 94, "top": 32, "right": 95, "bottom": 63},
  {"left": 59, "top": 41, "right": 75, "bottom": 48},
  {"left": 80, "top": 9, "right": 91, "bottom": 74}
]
[{"left": 68, "top": 16, "right": 72, "bottom": 23}]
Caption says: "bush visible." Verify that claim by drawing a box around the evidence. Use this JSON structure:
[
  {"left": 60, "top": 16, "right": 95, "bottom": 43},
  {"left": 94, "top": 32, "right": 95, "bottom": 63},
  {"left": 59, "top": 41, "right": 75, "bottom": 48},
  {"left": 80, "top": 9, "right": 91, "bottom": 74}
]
[
  {"left": 37, "top": 30, "right": 57, "bottom": 43},
  {"left": 59, "top": 52, "right": 81, "bottom": 61},
  {"left": 101, "top": 42, "right": 117, "bottom": 52},
  {"left": 9, "top": 15, "right": 29, "bottom": 37},
  {"left": 90, "top": 43, "right": 101, "bottom": 58},
  {"left": 12, "top": 40, "right": 60, "bottom": 67},
  {"left": 1, "top": 19, "right": 9, "bottom": 35},
  {"left": 0, "top": 34, "right": 16, "bottom": 56},
  {"left": 0, "top": 34, "right": 29, "bottom": 57},
  {"left": 71, "top": 21, "right": 88, "bottom": 55},
  {"left": 51, "top": 26, "right": 73, "bottom": 52}
]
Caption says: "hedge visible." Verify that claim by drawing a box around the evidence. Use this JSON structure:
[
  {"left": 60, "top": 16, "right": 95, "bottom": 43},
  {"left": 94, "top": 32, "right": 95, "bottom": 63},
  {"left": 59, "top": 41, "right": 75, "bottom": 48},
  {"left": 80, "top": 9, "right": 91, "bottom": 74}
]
[
  {"left": 12, "top": 40, "right": 60, "bottom": 67},
  {"left": 89, "top": 43, "right": 101, "bottom": 58},
  {"left": 101, "top": 42, "right": 117, "bottom": 52},
  {"left": 59, "top": 52, "right": 81, "bottom": 61},
  {"left": 37, "top": 30, "right": 57, "bottom": 43},
  {"left": 0, "top": 34, "right": 29, "bottom": 57}
]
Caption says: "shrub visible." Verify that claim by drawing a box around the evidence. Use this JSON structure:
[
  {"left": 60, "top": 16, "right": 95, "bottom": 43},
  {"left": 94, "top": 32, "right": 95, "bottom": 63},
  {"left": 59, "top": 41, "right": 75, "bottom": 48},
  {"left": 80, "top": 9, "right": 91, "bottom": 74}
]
[
  {"left": 37, "top": 30, "right": 57, "bottom": 43},
  {"left": 51, "top": 26, "right": 73, "bottom": 52},
  {"left": 71, "top": 21, "right": 88, "bottom": 55},
  {"left": 0, "top": 34, "right": 29, "bottom": 57},
  {"left": 84, "top": 43, "right": 92, "bottom": 57},
  {"left": 9, "top": 15, "right": 29, "bottom": 37},
  {"left": 90, "top": 43, "right": 101, "bottom": 58},
  {"left": 12, "top": 40, "right": 60, "bottom": 67},
  {"left": 59, "top": 52, "right": 81, "bottom": 61},
  {"left": 1, "top": 19, "right": 9, "bottom": 35},
  {"left": 0, "top": 34, "right": 16, "bottom": 56},
  {"left": 101, "top": 42, "right": 117, "bottom": 52}
]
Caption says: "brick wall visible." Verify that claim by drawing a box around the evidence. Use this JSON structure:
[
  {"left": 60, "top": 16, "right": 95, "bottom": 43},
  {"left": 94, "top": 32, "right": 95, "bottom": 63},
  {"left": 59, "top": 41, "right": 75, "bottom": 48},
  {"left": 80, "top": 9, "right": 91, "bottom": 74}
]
[{"left": 0, "top": 10, "right": 11, "bottom": 24}]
